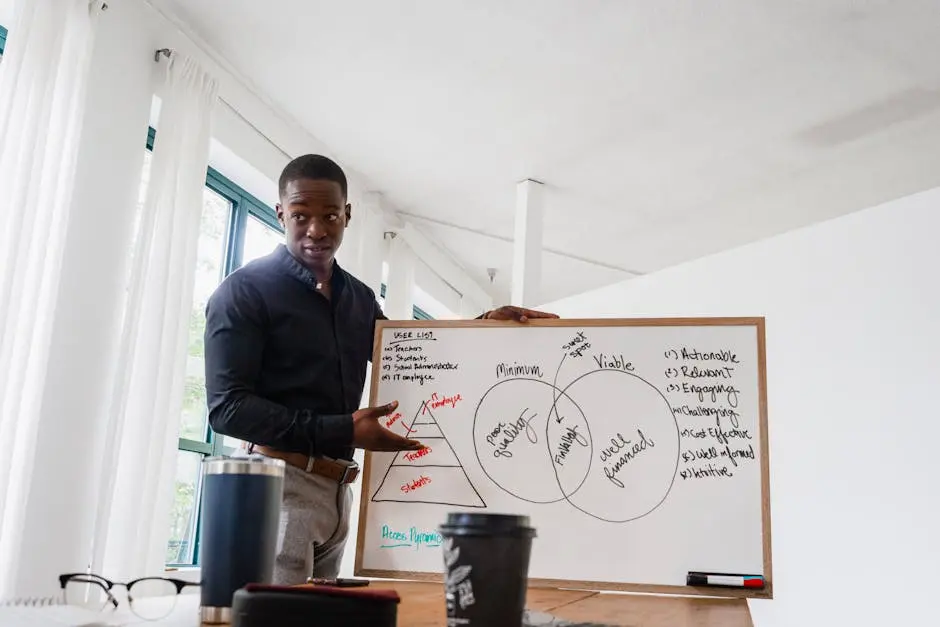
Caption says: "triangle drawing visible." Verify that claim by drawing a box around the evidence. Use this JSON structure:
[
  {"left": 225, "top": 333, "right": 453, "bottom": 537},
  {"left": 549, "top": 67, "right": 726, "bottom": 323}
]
[{"left": 371, "top": 402, "right": 486, "bottom": 508}]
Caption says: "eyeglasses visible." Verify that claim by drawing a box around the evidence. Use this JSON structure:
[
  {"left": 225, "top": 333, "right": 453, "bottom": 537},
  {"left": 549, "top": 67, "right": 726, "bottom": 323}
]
[{"left": 59, "top": 573, "right": 199, "bottom": 620}]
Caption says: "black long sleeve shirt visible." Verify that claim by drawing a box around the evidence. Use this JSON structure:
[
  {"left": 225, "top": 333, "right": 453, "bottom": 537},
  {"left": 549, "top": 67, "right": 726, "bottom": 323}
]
[{"left": 204, "top": 244, "right": 386, "bottom": 461}]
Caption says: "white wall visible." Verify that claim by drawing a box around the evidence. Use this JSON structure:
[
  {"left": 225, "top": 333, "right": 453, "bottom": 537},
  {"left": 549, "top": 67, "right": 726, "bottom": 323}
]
[
  {"left": 539, "top": 188, "right": 940, "bottom": 627},
  {"left": 0, "top": 0, "right": 13, "bottom": 29}
]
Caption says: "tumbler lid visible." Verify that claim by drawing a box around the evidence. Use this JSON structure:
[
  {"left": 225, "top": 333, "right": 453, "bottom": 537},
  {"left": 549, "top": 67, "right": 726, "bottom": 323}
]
[
  {"left": 439, "top": 512, "right": 536, "bottom": 537},
  {"left": 202, "top": 455, "right": 285, "bottom": 477}
]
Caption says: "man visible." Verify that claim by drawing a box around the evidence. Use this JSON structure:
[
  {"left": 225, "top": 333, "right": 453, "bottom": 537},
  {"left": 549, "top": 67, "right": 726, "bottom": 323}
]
[{"left": 204, "top": 154, "right": 557, "bottom": 585}]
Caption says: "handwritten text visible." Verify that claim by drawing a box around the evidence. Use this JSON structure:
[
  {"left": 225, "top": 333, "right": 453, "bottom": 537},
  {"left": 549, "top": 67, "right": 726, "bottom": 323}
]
[
  {"left": 562, "top": 331, "right": 590, "bottom": 358},
  {"left": 424, "top": 392, "right": 462, "bottom": 413},
  {"left": 600, "top": 429, "right": 656, "bottom": 488},
  {"left": 486, "top": 409, "right": 538, "bottom": 458},
  {"left": 554, "top": 425, "right": 589, "bottom": 466},
  {"left": 380, "top": 524, "right": 443, "bottom": 549},
  {"left": 401, "top": 475, "right": 432, "bottom": 493}
]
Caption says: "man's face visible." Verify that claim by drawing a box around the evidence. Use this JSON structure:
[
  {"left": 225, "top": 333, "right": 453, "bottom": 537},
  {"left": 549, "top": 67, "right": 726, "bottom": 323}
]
[{"left": 276, "top": 178, "right": 350, "bottom": 273}]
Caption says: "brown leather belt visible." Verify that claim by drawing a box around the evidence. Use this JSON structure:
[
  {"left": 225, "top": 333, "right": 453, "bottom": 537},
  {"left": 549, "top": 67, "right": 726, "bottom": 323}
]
[{"left": 251, "top": 445, "right": 360, "bottom": 484}]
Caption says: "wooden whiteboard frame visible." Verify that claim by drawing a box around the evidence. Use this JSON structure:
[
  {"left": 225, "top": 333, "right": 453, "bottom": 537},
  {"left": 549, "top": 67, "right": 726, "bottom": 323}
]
[{"left": 354, "top": 316, "right": 773, "bottom": 599}]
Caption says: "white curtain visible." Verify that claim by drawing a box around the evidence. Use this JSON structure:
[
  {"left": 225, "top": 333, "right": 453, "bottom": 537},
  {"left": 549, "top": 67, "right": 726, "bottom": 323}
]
[
  {"left": 90, "top": 52, "right": 219, "bottom": 580},
  {"left": 0, "top": 0, "right": 107, "bottom": 597}
]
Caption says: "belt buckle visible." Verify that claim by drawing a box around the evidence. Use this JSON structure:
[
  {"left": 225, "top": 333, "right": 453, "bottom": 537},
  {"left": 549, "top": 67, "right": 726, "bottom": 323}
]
[{"left": 341, "top": 464, "right": 359, "bottom": 484}]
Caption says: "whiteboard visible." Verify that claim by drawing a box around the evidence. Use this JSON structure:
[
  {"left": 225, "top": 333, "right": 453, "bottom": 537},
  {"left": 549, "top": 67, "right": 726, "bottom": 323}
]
[{"left": 354, "top": 318, "right": 772, "bottom": 598}]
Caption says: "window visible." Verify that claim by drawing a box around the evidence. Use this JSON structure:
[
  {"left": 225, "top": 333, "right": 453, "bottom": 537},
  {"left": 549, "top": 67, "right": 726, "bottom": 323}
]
[
  {"left": 142, "top": 128, "right": 436, "bottom": 566},
  {"left": 139, "top": 127, "right": 284, "bottom": 565},
  {"left": 1, "top": 24, "right": 8, "bottom": 60}
]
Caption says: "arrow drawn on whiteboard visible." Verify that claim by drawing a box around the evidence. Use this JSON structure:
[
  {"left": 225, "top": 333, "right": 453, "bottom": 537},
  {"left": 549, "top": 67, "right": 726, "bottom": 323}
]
[{"left": 552, "top": 354, "right": 566, "bottom": 424}]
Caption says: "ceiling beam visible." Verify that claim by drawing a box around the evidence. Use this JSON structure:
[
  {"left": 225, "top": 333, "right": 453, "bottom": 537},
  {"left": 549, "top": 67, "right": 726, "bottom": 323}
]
[
  {"left": 398, "top": 211, "right": 644, "bottom": 276},
  {"left": 391, "top": 221, "right": 495, "bottom": 311}
]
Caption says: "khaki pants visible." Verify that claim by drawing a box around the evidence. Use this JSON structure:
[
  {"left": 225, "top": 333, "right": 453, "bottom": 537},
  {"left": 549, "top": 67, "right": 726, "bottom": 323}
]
[{"left": 270, "top": 462, "right": 354, "bottom": 585}]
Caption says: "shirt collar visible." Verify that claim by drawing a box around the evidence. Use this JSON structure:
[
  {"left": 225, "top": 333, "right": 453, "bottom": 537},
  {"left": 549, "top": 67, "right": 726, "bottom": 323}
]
[{"left": 274, "top": 243, "right": 347, "bottom": 293}]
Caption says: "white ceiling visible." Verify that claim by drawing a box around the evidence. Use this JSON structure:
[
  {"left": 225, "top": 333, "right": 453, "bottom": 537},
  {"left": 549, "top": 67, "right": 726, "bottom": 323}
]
[
  {"left": 0, "top": 0, "right": 12, "bottom": 27},
  {"left": 159, "top": 0, "right": 940, "bottom": 306}
]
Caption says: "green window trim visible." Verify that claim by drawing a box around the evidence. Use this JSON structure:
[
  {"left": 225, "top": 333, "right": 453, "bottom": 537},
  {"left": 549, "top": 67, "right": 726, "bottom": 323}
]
[{"left": 1, "top": 24, "right": 8, "bottom": 55}]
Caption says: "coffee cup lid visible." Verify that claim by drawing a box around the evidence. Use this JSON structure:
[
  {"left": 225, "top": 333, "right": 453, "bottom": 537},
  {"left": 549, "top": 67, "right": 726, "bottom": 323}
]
[{"left": 439, "top": 512, "right": 535, "bottom": 537}]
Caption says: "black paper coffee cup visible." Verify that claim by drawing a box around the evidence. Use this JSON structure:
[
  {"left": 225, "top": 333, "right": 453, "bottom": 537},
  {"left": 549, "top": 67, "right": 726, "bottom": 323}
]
[{"left": 438, "top": 512, "right": 536, "bottom": 627}]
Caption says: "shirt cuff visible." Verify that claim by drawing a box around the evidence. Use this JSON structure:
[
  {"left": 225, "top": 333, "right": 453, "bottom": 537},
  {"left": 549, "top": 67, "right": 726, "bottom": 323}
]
[{"left": 313, "top": 413, "right": 354, "bottom": 454}]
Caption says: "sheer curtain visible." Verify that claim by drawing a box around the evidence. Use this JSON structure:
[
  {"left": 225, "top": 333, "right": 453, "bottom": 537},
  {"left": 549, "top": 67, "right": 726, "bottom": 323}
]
[
  {"left": 91, "top": 51, "right": 219, "bottom": 580},
  {"left": 0, "top": 0, "right": 107, "bottom": 598}
]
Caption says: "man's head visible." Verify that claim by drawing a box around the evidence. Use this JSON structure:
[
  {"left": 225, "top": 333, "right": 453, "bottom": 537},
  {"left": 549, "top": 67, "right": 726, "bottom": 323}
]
[{"left": 276, "top": 154, "right": 350, "bottom": 275}]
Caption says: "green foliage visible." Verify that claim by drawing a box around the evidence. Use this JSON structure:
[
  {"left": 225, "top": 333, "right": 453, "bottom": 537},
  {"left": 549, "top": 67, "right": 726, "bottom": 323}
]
[
  {"left": 188, "top": 304, "right": 206, "bottom": 357},
  {"left": 180, "top": 375, "right": 206, "bottom": 441},
  {"left": 166, "top": 473, "right": 197, "bottom": 564}
]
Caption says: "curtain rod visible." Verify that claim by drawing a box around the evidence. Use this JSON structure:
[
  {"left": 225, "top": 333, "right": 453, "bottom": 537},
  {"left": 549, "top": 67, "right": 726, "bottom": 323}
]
[{"left": 153, "top": 47, "right": 293, "bottom": 161}]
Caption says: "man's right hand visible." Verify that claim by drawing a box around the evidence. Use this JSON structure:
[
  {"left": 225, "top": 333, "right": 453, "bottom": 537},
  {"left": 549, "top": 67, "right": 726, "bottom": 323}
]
[{"left": 352, "top": 400, "right": 425, "bottom": 452}]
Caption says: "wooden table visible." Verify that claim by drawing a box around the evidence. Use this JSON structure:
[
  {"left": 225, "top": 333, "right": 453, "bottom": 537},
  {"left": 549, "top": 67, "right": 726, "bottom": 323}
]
[
  {"left": 544, "top": 588, "right": 754, "bottom": 627},
  {"left": 184, "top": 580, "right": 752, "bottom": 627},
  {"left": 372, "top": 581, "right": 752, "bottom": 627}
]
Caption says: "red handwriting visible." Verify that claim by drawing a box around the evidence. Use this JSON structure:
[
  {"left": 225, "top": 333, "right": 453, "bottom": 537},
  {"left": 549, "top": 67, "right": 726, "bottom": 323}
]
[
  {"left": 401, "top": 475, "right": 431, "bottom": 493},
  {"left": 385, "top": 412, "right": 402, "bottom": 428},
  {"left": 404, "top": 447, "right": 432, "bottom": 462},
  {"left": 423, "top": 392, "right": 462, "bottom": 414}
]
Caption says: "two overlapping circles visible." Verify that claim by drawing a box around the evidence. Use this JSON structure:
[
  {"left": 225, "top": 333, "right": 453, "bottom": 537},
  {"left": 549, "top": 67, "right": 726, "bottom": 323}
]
[{"left": 472, "top": 370, "right": 680, "bottom": 522}]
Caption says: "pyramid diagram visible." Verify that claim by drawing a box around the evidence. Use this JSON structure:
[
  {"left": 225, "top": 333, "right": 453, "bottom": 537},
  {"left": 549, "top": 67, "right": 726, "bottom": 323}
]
[{"left": 371, "top": 402, "right": 486, "bottom": 508}]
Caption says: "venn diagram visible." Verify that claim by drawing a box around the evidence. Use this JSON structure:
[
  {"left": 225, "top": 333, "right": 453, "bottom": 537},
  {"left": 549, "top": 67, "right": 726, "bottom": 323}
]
[{"left": 472, "top": 369, "right": 680, "bottom": 522}]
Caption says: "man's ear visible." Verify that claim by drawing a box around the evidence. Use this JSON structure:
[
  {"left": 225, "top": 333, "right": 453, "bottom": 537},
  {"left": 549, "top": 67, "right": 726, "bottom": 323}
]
[
  {"left": 344, "top": 203, "right": 352, "bottom": 227},
  {"left": 275, "top": 203, "right": 286, "bottom": 229}
]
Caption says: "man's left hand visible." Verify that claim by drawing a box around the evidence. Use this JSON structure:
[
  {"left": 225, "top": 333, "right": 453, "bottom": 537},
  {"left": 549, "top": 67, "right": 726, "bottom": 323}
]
[{"left": 482, "top": 305, "right": 559, "bottom": 322}]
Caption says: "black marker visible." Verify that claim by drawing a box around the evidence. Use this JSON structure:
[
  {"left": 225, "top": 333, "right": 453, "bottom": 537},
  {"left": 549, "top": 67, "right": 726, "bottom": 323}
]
[{"left": 687, "top": 572, "right": 764, "bottom": 589}]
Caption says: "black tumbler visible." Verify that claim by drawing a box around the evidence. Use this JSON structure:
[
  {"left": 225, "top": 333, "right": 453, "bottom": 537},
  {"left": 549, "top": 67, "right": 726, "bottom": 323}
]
[
  {"left": 198, "top": 455, "right": 285, "bottom": 624},
  {"left": 438, "top": 512, "right": 536, "bottom": 627}
]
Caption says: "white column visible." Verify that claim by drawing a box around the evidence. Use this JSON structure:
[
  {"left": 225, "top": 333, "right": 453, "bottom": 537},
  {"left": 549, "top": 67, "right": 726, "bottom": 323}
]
[
  {"left": 511, "top": 179, "right": 544, "bottom": 307},
  {"left": 355, "top": 192, "right": 386, "bottom": 297},
  {"left": 335, "top": 192, "right": 362, "bottom": 278},
  {"left": 384, "top": 233, "right": 416, "bottom": 320}
]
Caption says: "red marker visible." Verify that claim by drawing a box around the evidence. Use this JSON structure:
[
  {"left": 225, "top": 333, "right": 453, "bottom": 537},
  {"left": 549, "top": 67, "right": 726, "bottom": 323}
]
[{"left": 687, "top": 572, "right": 764, "bottom": 589}]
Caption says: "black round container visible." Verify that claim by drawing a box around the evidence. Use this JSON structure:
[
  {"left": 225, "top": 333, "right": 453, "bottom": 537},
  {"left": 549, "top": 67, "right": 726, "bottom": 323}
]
[
  {"left": 438, "top": 512, "right": 536, "bottom": 627},
  {"left": 198, "top": 456, "right": 285, "bottom": 624}
]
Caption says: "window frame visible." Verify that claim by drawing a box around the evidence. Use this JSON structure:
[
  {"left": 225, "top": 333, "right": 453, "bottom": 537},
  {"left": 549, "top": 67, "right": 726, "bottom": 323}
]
[{"left": 145, "top": 127, "right": 433, "bottom": 567}]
